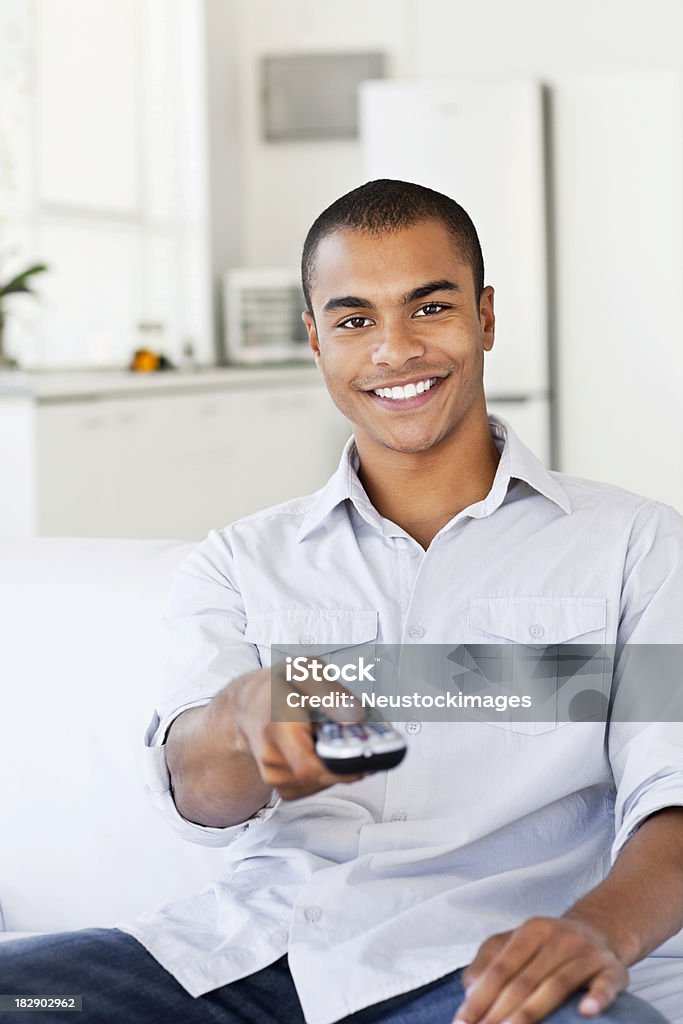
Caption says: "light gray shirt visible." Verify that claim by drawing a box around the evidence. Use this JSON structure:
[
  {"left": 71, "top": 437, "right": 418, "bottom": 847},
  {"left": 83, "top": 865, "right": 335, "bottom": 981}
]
[{"left": 117, "top": 414, "right": 683, "bottom": 1024}]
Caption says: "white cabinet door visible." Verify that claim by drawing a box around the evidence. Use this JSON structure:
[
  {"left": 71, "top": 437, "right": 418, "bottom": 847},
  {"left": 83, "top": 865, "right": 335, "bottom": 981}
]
[
  {"left": 36, "top": 385, "right": 351, "bottom": 539},
  {"left": 36, "top": 401, "right": 124, "bottom": 537},
  {"left": 360, "top": 78, "right": 548, "bottom": 398},
  {"left": 174, "top": 385, "right": 352, "bottom": 533},
  {"left": 0, "top": 398, "right": 36, "bottom": 537}
]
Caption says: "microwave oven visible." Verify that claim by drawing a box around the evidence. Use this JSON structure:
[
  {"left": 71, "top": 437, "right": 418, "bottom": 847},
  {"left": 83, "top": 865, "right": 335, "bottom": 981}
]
[{"left": 223, "top": 268, "right": 313, "bottom": 365}]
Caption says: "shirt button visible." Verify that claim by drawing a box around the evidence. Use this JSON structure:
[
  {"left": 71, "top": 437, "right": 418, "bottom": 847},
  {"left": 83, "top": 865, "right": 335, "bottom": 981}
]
[
  {"left": 529, "top": 623, "right": 545, "bottom": 640},
  {"left": 389, "top": 810, "right": 407, "bottom": 822},
  {"left": 406, "top": 720, "right": 421, "bottom": 735},
  {"left": 272, "top": 928, "right": 288, "bottom": 944},
  {"left": 304, "top": 905, "right": 322, "bottom": 924},
  {"left": 302, "top": 634, "right": 316, "bottom": 644},
  {"left": 408, "top": 624, "right": 425, "bottom": 639}
]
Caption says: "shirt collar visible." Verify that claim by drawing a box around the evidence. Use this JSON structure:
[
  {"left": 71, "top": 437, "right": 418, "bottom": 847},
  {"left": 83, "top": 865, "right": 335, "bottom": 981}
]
[
  {"left": 296, "top": 412, "right": 570, "bottom": 543},
  {"left": 487, "top": 413, "right": 571, "bottom": 516}
]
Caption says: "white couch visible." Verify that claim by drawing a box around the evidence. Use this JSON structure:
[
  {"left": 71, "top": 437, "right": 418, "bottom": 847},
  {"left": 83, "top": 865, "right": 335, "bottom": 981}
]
[
  {"left": 0, "top": 538, "right": 224, "bottom": 936},
  {"left": 0, "top": 538, "right": 680, "bottom": 1020}
]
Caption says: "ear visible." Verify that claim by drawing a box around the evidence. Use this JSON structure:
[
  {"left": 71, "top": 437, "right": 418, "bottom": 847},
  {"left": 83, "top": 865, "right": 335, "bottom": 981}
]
[
  {"left": 302, "top": 310, "right": 322, "bottom": 369},
  {"left": 480, "top": 286, "right": 495, "bottom": 352}
]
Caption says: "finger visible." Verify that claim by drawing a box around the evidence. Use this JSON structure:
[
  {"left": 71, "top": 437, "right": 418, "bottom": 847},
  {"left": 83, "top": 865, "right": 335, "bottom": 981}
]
[
  {"left": 460, "top": 933, "right": 510, "bottom": 991},
  {"left": 267, "top": 721, "right": 322, "bottom": 778},
  {"left": 459, "top": 933, "right": 616, "bottom": 1024},
  {"left": 271, "top": 659, "right": 365, "bottom": 724},
  {"left": 268, "top": 677, "right": 312, "bottom": 725},
  {"left": 471, "top": 954, "right": 590, "bottom": 1024},
  {"left": 489, "top": 961, "right": 627, "bottom": 1024},
  {"left": 264, "top": 722, "right": 363, "bottom": 796},
  {"left": 263, "top": 755, "right": 363, "bottom": 800},
  {"left": 273, "top": 776, "right": 364, "bottom": 801},
  {"left": 455, "top": 927, "right": 545, "bottom": 1021},
  {"left": 577, "top": 965, "right": 629, "bottom": 1017},
  {"left": 516, "top": 963, "right": 626, "bottom": 1024}
]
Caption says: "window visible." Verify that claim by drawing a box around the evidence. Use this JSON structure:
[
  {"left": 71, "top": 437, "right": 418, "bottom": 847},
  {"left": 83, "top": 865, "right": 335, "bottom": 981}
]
[{"left": 0, "top": 0, "right": 211, "bottom": 369}]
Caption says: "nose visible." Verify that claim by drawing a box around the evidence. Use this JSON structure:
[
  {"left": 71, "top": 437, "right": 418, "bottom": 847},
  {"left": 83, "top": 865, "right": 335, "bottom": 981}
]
[{"left": 371, "top": 320, "right": 426, "bottom": 369}]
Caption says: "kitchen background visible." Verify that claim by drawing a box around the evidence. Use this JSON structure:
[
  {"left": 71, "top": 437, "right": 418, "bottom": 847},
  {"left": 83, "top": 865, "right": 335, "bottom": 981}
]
[{"left": 0, "top": 0, "right": 681, "bottom": 539}]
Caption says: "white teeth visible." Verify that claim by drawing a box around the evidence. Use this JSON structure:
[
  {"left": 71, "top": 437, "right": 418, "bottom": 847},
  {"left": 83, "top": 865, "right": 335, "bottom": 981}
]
[{"left": 372, "top": 377, "right": 438, "bottom": 400}]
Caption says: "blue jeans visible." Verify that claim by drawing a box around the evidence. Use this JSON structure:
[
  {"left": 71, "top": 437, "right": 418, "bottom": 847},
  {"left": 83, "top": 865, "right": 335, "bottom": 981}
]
[{"left": 0, "top": 928, "right": 669, "bottom": 1023}]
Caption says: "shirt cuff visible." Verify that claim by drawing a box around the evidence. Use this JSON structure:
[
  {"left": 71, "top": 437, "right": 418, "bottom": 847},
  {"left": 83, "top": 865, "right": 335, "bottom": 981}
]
[
  {"left": 611, "top": 770, "right": 683, "bottom": 862},
  {"left": 143, "top": 708, "right": 279, "bottom": 848}
]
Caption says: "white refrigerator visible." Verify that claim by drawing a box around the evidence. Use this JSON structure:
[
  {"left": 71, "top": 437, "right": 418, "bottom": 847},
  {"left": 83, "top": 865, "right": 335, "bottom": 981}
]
[{"left": 359, "top": 77, "right": 552, "bottom": 465}]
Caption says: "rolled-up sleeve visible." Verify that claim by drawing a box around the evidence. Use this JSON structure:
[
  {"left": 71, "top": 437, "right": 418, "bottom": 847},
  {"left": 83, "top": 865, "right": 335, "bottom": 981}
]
[
  {"left": 609, "top": 501, "right": 683, "bottom": 861},
  {"left": 144, "top": 528, "right": 279, "bottom": 846}
]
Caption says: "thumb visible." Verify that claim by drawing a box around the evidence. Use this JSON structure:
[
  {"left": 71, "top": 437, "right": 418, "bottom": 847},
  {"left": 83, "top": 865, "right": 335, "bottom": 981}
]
[{"left": 271, "top": 657, "right": 365, "bottom": 724}]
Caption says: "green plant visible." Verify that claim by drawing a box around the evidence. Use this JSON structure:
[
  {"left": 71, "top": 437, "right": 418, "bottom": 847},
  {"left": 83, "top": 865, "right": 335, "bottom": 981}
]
[
  {"left": 0, "top": 261, "right": 48, "bottom": 367},
  {"left": 0, "top": 262, "right": 48, "bottom": 322}
]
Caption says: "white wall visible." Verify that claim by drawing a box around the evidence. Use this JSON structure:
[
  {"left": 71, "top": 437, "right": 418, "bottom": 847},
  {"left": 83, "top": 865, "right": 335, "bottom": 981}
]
[
  {"left": 214, "top": 0, "right": 683, "bottom": 510},
  {"left": 231, "top": 0, "right": 415, "bottom": 266},
  {"left": 551, "top": 73, "right": 683, "bottom": 509}
]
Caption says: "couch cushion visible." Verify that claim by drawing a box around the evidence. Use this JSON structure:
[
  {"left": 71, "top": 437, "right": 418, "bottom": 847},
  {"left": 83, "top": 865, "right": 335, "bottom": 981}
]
[{"left": 0, "top": 538, "right": 226, "bottom": 932}]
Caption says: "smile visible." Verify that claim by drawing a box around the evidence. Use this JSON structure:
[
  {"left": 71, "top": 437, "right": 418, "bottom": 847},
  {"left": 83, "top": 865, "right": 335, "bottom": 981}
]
[{"left": 367, "top": 375, "right": 446, "bottom": 408}]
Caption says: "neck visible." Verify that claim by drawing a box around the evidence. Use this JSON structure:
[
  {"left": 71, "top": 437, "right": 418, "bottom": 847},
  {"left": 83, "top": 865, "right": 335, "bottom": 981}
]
[{"left": 354, "top": 412, "right": 501, "bottom": 550}]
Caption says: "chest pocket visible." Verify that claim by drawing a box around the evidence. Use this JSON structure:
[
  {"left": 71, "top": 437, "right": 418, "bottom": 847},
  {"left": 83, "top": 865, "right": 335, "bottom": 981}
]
[
  {"left": 244, "top": 609, "right": 378, "bottom": 671},
  {"left": 464, "top": 597, "right": 609, "bottom": 735}
]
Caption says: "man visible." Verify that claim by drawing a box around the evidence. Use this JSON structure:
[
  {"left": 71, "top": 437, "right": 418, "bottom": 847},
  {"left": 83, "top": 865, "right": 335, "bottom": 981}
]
[{"left": 2, "top": 180, "right": 682, "bottom": 1024}]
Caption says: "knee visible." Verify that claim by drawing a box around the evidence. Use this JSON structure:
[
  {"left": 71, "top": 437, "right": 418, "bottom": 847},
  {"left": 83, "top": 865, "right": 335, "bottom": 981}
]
[{"left": 544, "top": 990, "right": 669, "bottom": 1024}]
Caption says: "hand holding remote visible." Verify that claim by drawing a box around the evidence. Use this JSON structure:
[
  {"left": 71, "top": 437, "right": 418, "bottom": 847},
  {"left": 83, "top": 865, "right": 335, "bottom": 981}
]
[
  {"left": 166, "top": 656, "right": 380, "bottom": 826},
  {"left": 229, "top": 657, "right": 369, "bottom": 802}
]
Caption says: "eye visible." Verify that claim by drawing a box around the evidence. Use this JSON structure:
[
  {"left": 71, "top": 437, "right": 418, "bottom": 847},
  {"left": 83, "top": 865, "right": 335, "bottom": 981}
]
[
  {"left": 414, "top": 302, "right": 449, "bottom": 317},
  {"left": 338, "top": 316, "right": 374, "bottom": 329}
]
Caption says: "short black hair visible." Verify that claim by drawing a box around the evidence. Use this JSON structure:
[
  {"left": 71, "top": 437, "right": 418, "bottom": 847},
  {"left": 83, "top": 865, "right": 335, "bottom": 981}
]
[{"left": 301, "top": 178, "right": 485, "bottom": 311}]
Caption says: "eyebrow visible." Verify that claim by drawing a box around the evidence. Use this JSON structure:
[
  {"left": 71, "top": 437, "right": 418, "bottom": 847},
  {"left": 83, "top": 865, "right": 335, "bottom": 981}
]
[
  {"left": 404, "top": 279, "right": 461, "bottom": 303},
  {"left": 322, "top": 279, "right": 461, "bottom": 315},
  {"left": 323, "top": 294, "right": 373, "bottom": 313}
]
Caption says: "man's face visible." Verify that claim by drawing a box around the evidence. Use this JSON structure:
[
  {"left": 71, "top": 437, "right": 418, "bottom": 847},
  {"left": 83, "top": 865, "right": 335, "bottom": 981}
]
[{"left": 302, "top": 219, "right": 495, "bottom": 456}]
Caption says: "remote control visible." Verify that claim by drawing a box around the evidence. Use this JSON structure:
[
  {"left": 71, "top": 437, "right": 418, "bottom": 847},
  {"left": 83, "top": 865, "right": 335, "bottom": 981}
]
[{"left": 314, "top": 720, "right": 407, "bottom": 775}]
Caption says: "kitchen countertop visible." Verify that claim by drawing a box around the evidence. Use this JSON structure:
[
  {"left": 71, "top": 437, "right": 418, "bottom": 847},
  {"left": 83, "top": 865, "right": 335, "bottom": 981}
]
[{"left": 0, "top": 362, "right": 322, "bottom": 402}]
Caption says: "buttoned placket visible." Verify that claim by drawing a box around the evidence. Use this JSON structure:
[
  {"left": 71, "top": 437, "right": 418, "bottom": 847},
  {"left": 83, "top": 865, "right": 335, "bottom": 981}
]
[
  {"left": 382, "top": 520, "right": 472, "bottom": 822},
  {"left": 380, "top": 530, "right": 424, "bottom": 822}
]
